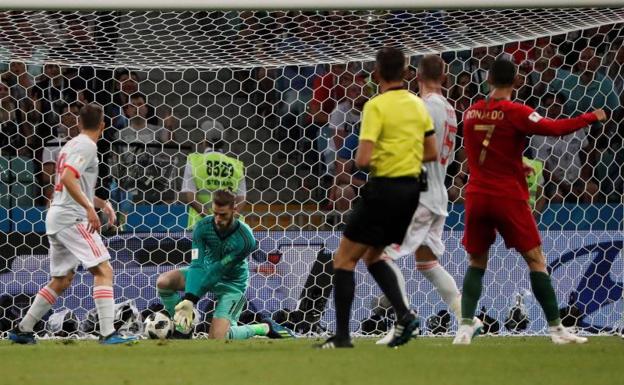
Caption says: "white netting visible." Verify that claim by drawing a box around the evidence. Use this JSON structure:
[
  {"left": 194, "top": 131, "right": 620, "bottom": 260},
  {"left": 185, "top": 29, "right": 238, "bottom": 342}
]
[
  {"left": 0, "top": 9, "right": 622, "bottom": 69},
  {"left": 0, "top": 9, "right": 622, "bottom": 338}
]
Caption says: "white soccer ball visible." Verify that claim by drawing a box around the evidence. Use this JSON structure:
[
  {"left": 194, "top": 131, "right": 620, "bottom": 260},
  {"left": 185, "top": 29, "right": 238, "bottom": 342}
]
[{"left": 144, "top": 312, "right": 173, "bottom": 340}]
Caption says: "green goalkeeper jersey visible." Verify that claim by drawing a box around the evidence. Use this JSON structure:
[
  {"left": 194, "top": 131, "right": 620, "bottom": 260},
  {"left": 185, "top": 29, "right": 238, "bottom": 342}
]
[{"left": 185, "top": 215, "right": 257, "bottom": 297}]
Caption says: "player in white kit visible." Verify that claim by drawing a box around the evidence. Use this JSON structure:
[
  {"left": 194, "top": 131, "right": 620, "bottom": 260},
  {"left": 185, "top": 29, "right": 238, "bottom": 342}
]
[
  {"left": 377, "top": 56, "right": 482, "bottom": 344},
  {"left": 9, "top": 104, "right": 138, "bottom": 345}
]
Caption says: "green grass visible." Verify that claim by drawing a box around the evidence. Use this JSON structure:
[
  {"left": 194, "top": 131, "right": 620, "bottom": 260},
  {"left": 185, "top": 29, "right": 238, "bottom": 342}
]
[{"left": 1, "top": 337, "right": 622, "bottom": 385}]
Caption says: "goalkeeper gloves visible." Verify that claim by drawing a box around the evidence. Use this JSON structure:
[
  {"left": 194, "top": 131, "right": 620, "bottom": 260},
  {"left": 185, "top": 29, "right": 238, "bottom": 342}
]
[{"left": 173, "top": 299, "right": 195, "bottom": 333}]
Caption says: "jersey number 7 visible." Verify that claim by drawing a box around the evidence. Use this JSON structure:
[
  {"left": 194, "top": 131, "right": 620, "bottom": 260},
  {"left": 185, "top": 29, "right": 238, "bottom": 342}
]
[{"left": 474, "top": 124, "right": 496, "bottom": 165}]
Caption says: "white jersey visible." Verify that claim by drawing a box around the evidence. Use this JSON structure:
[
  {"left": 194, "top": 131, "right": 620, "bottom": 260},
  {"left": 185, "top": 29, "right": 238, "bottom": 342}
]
[
  {"left": 418, "top": 93, "right": 457, "bottom": 217},
  {"left": 46, "top": 134, "right": 99, "bottom": 235}
]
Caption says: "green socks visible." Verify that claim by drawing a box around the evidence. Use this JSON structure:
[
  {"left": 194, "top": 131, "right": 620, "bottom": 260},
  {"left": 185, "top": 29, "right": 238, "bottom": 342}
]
[
  {"left": 461, "top": 266, "right": 485, "bottom": 325},
  {"left": 158, "top": 289, "right": 181, "bottom": 318},
  {"left": 530, "top": 271, "right": 562, "bottom": 327},
  {"left": 227, "top": 324, "right": 269, "bottom": 340}
]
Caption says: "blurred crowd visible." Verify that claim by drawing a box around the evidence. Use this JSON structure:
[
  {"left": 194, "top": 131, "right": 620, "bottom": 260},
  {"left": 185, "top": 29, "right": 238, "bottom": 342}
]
[
  {"left": 252, "top": 24, "right": 624, "bottom": 212},
  {"left": 0, "top": 22, "right": 622, "bottom": 221}
]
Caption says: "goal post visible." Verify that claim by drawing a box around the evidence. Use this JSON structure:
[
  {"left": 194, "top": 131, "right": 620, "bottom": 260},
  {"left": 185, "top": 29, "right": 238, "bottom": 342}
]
[{"left": 0, "top": 6, "right": 622, "bottom": 338}]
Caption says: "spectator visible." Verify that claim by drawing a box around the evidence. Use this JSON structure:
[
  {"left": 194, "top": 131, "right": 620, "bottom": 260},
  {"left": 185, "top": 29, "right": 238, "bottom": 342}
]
[
  {"left": 31, "top": 64, "right": 73, "bottom": 126},
  {"left": 327, "top": 74, "right": 368, "bottom": 156},
  {"left": 309, "top": 63, "right": 347, "bottom": 128},
  {"left": 406, "top": 64, "right": 418, "bottom": 93},
  {"left": 551, "top": 47, "right": 619, "bottom": 117},
  {"left": 0, "top": 80, "right": 23, "bottom": 156},
  {"left": 250, "top": 67, "right": 278, "bottom": 119},
  {"left": 529, "top": 93, "right": 597, "bottom": 204},
  {"left": 448, "top": 71, "right": 478, "bottom": 114},
  {"left": 2, "top": 61, "right": 33, "bottom": 103},
  {"left": 533, "top": 42, "right": 564, "bottom": 68},
  {"left": 3, "top": 61, "right": 40, "bottom": 135},
  {"left": 606, "top": 40, "right": 624, "bottom": 104},
  {"left": 522, "top": 156, "right": 547, "bottom": 215},
  {"left": 40, "top": 102, "right": 82, "bottom": 203},
  {"left": 118, "top": 93, "right": 170, "bottom": 144},
  {"left": 328, "top": 78, "right": 368, "bottom": 213},
  {"left": 108, "top": 69, "right": 141, "bottom": 130},
  {"left": 464, "top": 47, "right": 489, "bottom": 94},
  {"left": 156, "top": 105, "right": 180, "bottom": 135},
  {"left": 589, "top": 135, "right": 624, "bottom": 204},
  {"left": 526, "top": 58, "right": 557, "bottom": 107},
  {"left": 112, "top": 93, "right": 174, "bottom": 207},
  {"left": 447, "top": 150, "right": 468, "bottom": 204},
  {"left": 180, "top": 120, "right": 247, "bottom": 229}
]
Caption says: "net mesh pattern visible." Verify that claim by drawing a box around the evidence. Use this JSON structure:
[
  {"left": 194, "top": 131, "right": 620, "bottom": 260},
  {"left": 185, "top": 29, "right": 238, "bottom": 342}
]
[
  {"left": 0, "top": 9, "right": 622, "bottom": 338},
  {"left": 0, "top": 9, "right": 622, "bottom": 69}
]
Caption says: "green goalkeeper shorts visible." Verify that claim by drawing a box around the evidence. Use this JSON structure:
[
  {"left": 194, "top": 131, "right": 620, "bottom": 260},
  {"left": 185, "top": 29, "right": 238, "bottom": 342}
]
[{"left": 180, "top": 267, "right": 247, "bottom": 325}]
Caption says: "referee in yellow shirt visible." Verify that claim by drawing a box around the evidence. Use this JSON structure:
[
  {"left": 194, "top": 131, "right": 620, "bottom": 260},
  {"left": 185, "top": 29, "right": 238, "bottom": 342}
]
[{"left": 319, "top": 47, "right": 438, "bottom": 349}]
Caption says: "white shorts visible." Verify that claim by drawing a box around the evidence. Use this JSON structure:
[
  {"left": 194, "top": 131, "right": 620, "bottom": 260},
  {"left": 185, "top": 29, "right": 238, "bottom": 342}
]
[
  {"left": 48, "top": 223, "right": 111, "bottom": 277},
  {"left": 386, "top": 205, "right": 446, "bottom": 259}
]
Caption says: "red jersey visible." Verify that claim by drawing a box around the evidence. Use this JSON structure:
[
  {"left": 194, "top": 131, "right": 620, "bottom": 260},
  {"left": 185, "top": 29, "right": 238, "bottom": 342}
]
[{"left": 463, "top": 99, "right": 598, "bottom": 200}]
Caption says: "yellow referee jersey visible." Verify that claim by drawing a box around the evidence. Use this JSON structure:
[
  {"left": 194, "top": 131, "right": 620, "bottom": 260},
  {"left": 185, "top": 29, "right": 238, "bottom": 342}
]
[{"left": 359, "top": 88, "right": 434, "bottom": 178}]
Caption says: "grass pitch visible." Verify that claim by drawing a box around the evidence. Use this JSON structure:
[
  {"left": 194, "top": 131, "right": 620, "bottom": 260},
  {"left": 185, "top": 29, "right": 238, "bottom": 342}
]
[{"left": 1, "top": 336, "right": 622, "bottom": 385}]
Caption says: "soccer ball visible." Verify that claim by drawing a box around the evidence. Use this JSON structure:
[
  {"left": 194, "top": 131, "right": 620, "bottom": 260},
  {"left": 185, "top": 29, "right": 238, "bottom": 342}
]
[{"left": 144, "top": 312, "right": 173, "bottom": 340}]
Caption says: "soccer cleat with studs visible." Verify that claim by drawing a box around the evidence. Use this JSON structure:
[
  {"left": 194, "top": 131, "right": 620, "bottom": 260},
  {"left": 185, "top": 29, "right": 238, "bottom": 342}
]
[
  {"left": 387, "top": 311, "right": 420, "bottom": 348},
  {"left": 8, "top": 326, "right": 37, "bottom": 345},
  {"left": 549, "top": 325, "right": 588, "bottom": 345},
  {"left": 452, "top": 317, "right": 484, "bottom": 345},
  {"left": 263, "top": 318, "right": 297, "bottom": 339},
  {"left": 315, "top": 336, "right": 354, "bottom": 349},
  {"left": 99, "top": 331, "right": 139, "bottom": 345}
]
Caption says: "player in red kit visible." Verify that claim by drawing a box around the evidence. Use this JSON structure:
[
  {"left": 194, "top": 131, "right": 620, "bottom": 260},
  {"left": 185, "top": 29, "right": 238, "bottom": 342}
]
[{"left": 453, "top": 58, "right": 606, "bottom": 345}]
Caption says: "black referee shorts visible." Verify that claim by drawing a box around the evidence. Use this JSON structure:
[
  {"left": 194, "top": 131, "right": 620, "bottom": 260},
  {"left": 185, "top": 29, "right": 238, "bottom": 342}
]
[{"left": 343, "top": 177, "right": 420, "bottom": 248}]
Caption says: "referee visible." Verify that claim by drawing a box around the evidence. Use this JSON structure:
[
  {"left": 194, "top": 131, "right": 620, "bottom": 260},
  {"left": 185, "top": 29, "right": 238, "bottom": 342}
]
[{"left": 318, "top": 47, "right": 438, "bottom": 349}]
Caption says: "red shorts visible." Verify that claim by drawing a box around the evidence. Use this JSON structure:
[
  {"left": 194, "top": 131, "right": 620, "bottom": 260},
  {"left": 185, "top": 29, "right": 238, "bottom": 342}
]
[{"left": 462, "top": 193, "right": 541, "bottom": 254}]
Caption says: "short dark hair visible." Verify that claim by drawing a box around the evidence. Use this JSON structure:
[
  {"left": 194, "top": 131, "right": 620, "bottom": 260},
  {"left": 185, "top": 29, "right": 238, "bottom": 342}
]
[
  {"left": 115, "top": 69, "right": 138, "bottom": 81},
  {"left": 129, "top": 93, "right": 146, "bottom": 103},
  {"left": 376, "top": 47, "right": 406, "bottom": 82},
  {"left": 418, "top": 55, "right": 445, "bottom": 82},
  {"left": 62, "top": 101, "right": 84, "bottom": 114},
  {"left": 79, "top": 103, "right": 103, "bottom": 130},
  {"left": 212, "top": 189, "right": 237, "bottom": 207},
  {"left": 489, "top": 58, "right": 517, "bottom": 87}
]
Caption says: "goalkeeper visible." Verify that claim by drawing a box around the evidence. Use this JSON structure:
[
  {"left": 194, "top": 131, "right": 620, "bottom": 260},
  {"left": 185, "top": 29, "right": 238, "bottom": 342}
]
[{"left": 156, "top": 189, "right": 294, "bottom": 339}]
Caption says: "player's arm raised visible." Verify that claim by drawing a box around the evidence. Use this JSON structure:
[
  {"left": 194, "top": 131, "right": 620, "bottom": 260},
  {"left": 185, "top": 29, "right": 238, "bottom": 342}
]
[
  {"left": 60, "top": 168, "right": 100, "bottom": 233},
  {"left": 518, "top": 105, "right": 606, "bottom": 137}
]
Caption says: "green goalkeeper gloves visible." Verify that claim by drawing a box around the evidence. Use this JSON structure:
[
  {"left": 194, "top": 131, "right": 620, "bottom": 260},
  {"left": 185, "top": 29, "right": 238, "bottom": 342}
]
[{"left": 174, "top": 299, "right": 195, "bottom": 333}]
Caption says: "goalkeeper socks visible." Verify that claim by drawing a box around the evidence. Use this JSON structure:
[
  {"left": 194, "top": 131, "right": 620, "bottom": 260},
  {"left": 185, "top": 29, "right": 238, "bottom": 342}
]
[
  {"left": 158, "top": 289, "right": 181, "bottom": 318},
  {"left": 529, "top": 271, "right": 562, "bottom": 326},
  {"left": 19, "top": 285, "right": 58, "bottom": 332},
  {"left": 417, "top": 260, "right": 462, "bottom": 318},
  {"left": 93, "top": 286, "right": 115, "bottom": 337},
  {"left": 368, "top": 260, "right": 410, "bottom": 320},
  {"left": 227, "top": 324, "right": 269, "bottom": 340},
  {"left": 333, "top": 268, "right": 355, "bottom": 340},
  {"left": 461, "top": 266, "right": 485, "bottom": 324}
]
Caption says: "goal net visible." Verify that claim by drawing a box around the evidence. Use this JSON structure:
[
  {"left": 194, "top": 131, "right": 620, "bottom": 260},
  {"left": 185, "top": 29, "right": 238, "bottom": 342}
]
[{"left": 0, "top": 8, "right": 622, "bottom": 338}]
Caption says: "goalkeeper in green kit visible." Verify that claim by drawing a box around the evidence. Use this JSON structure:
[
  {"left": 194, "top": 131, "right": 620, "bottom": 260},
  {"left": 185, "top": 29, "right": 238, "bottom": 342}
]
[{"left": 156, "top": 189, "right": 295, "bottom": 339}]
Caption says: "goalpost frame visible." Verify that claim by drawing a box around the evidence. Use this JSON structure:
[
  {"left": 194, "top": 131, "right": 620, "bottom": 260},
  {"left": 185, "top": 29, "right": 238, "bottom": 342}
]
[{"left": 0, "top": 0, "right": 622, "bottom": 11}]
